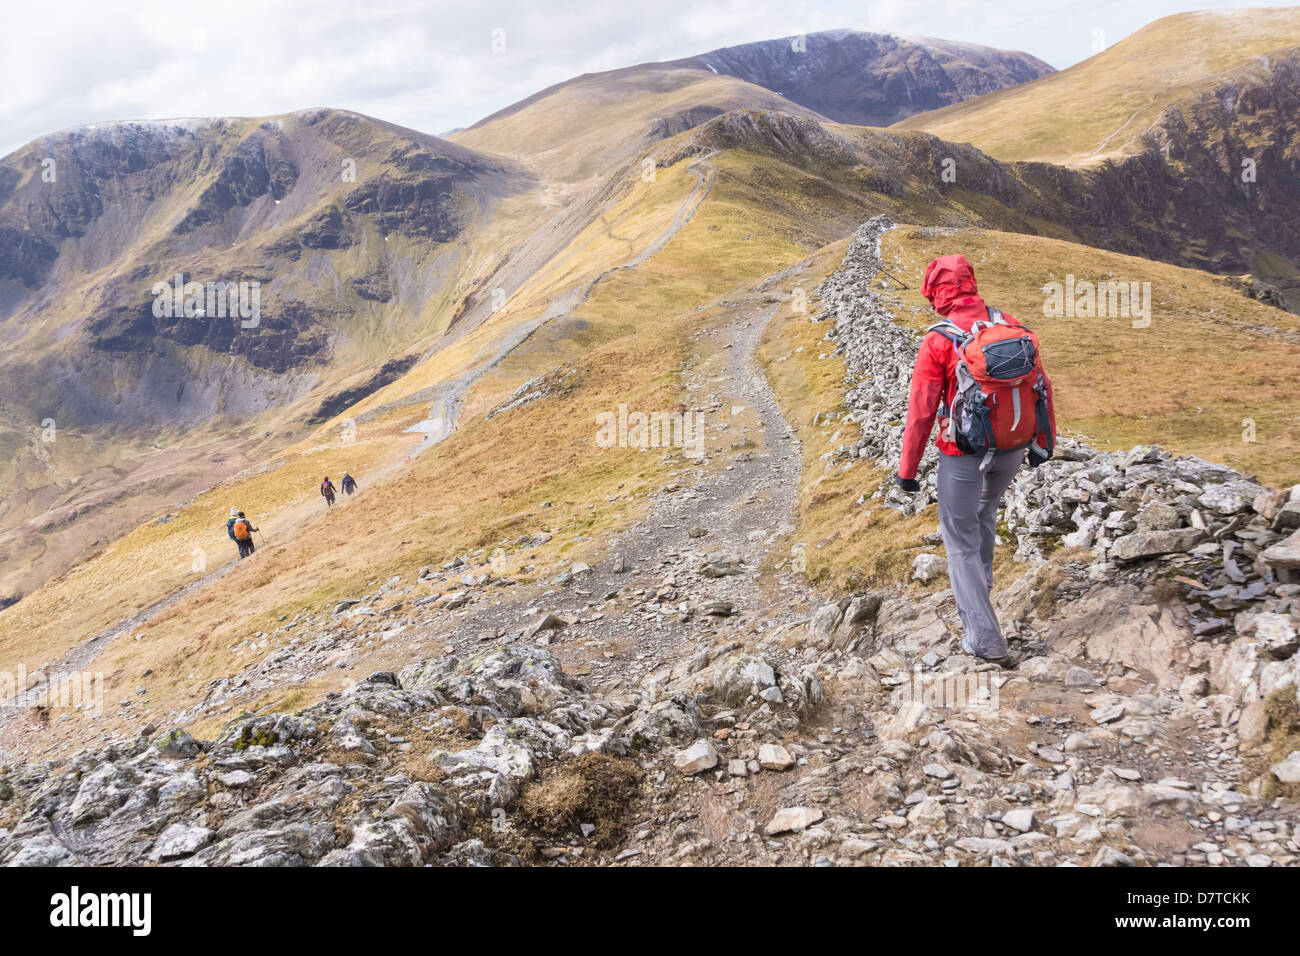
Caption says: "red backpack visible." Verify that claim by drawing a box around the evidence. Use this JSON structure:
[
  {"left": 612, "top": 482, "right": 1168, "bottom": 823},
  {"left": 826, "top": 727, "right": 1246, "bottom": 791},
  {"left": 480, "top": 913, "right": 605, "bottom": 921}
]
[
  {"left": 232, "top": 519, "right": 251, "bottom": 540},
  {"left": 929, "top": 307, "right": 1053, "bottom": 469}
]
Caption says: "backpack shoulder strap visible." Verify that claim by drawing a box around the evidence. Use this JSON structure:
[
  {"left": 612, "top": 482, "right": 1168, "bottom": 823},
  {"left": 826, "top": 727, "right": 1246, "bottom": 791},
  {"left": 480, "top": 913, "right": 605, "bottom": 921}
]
[{"left": 926, "top": 320, "right": 966, "bottom": 348}]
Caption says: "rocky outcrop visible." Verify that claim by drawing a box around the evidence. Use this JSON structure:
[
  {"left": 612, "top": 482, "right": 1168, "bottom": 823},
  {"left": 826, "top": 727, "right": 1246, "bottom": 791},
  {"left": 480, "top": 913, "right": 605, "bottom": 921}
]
[
  {"left": 688, "top": 110, "right": 863, "bottom": 168},
  {"left": 174, "top": 130, "right": 299, "bottom": 233},
  {"left": 1123, "top": 51, "right": 1300, "bottom": 286},
  {"left": 0, "top": 225, "right": 58, "bottom": 287},
  {"left": 87, "top": 288, "right": 335, "bottom": 375},
  {"left": 0, "top": 633, "right": 821, "bottom": 866},
  {"left": 0, "top": 647, "right": 606, "bottom": 866},
  {"left": 306, "top": 354, "right": 420, "bottom": 424}
]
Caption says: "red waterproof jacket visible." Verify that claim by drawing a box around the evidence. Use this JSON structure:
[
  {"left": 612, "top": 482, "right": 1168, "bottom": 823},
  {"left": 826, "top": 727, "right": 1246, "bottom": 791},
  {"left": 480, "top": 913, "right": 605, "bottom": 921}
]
[{"left": 898, "top": 254, "right": 1056, "bottom": 480}]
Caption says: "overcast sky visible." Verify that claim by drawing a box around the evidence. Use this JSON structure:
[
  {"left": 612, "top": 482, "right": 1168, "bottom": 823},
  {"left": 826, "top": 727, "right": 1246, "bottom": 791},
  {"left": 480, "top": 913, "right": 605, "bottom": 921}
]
[{"left": 3, "top": 0, "right": 1297, "bottom": 157}]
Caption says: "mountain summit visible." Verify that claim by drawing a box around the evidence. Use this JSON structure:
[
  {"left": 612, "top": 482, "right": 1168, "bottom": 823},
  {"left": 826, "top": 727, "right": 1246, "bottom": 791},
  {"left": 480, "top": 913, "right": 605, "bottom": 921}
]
[{"left": 669, "top": 30, "right": 1055, "bottom": 126}]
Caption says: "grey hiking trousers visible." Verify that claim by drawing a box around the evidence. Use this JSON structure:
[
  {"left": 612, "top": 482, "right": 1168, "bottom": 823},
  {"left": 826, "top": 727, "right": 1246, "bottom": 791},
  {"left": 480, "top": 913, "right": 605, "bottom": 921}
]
[{"left": 936, "top": 449, "right": 1026, "bottom": 659}]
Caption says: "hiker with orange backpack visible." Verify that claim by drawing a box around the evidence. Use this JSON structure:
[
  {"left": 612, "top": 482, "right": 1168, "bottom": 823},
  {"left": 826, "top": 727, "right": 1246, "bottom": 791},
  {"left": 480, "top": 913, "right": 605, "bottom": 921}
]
[
  {"left": 320, "top": 477, "right": 337, "bottom": 508},
  {"left": 896, "top": 254, "right": 1056, "bottom": 667},
  {"left": 227, "top": 510, "right": 259, "bottom": 558}
]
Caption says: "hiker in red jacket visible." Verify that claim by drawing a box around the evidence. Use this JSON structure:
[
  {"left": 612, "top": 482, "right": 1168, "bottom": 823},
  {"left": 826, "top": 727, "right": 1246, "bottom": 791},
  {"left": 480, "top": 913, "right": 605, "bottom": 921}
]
[{"left": 896, "top": 254, "right": 1056, "bottom": 666}]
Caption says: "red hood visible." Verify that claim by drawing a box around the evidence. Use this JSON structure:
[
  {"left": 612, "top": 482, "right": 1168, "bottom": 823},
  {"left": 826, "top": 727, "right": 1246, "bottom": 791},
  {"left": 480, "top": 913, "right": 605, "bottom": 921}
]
[{"left": 921, "top": 254, "right": 981, "bottom": 318}]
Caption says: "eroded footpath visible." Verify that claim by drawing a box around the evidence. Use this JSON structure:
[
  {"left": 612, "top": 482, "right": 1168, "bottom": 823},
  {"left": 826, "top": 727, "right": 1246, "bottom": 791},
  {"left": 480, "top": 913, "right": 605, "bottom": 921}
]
[{"left": 2, "top": 221, "right": 1298, "bottom": 867}]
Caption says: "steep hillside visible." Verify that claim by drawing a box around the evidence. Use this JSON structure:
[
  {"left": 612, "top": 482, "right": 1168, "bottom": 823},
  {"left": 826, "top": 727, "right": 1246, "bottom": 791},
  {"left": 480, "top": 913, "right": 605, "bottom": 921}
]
[
  {"left": 670, "top": 30, "right": 1054, "bottom": 126},
  {"left": 895, "top": 7, "right": 1300, "bottom": 302},
  {"left": 894, "top": 7, "right": 1300, "bottom": 166},
  {"left": 671, "top": 107, "right": 1300, "bottom": 304},
  {"left": 0, "top": 109, "right": 540, "bottom": 601},
  {"left": 452, "top": 67, "right": 828, "bottom": 181},
  {"left": 0, "top": 108, "right": 530, "bottom": 425}
]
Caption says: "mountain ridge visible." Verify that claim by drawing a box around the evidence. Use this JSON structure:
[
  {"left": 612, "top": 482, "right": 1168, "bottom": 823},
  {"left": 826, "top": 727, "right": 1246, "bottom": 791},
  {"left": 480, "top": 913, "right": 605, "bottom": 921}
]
[
  {"left": 0, "top": 12, "right": 1298, "bottom": 869},
  {"left": 670, "top": 29, "right": 1055, "bottom": 126}
]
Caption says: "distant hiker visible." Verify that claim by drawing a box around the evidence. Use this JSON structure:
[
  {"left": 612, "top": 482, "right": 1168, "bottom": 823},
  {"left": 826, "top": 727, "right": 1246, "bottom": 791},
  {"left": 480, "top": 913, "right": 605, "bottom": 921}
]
[
  {"left": 341, "top": 472, "right": 358, "bottom": 496},
  {"left": 896, "top": 254, "right": 1056, "bottom": 667},
  {"left": 321, "top": 476, "right": 337, "bottom": 507},
  {"left": 229, "top": 511, "right": 259, "bottom": 558}
]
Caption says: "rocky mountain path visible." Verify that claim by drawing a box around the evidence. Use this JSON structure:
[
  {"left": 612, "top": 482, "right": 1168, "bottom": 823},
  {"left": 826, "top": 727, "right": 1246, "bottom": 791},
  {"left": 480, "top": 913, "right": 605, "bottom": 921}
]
[
  {"left": 86, "top": 233, "right": 1300, "bottom": 867},
  {"left": 580, "top": 216, "right": 1298, "bottom": 868},
  {"left": 0, "top": 170, "right": 811, "bottom": 749},
  {"left": 183, "top": 246, "right": 1298, "bottom": 868},
  {"left": 331, "top": 285, "right": 815, "bottom": 698},
  {"left": 4, "top": 221, "right": 1298, "bottom": 868}
]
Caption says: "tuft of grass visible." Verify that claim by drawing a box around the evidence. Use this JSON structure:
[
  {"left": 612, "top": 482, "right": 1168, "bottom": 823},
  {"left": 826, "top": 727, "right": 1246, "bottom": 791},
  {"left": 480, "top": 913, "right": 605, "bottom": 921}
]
[{"left": 516, "top": 752, "right": 644, "bottom": 848}]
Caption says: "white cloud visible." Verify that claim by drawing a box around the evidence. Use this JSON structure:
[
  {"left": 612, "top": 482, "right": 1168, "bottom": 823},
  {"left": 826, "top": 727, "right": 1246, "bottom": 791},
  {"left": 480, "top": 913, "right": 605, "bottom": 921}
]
[{"left": 2, "top": 0, "right": 1296, "bottom": 156}]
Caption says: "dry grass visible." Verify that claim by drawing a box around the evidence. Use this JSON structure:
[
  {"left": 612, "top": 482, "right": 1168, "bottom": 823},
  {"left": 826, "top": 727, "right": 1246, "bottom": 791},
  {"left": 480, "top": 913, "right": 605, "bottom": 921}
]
[
  {"left": 516, "top": 752, "right": 644, "bottom": 847},
  {"left": 759, "top": 285, "right": 955, "bottom": 595},
  {"left": 1259, "top": 690, "right": 1300, "bottom": 800},
  {"left": 894, "top": 9, "right": 1300, "bottom": 166}
]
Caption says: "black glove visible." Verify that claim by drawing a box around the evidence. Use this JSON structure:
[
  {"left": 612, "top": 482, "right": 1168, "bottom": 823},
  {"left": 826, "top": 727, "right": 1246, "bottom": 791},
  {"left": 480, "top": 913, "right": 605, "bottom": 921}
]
[{"left": 895, "top": 474, "right": 920, "bottom": 493}]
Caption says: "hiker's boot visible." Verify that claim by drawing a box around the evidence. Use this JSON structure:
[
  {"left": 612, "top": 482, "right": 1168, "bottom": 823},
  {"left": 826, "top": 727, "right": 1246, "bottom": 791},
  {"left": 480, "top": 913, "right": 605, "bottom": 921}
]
[{"left": 959, "top": 639, "right": 1021, "bottom": 670}]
